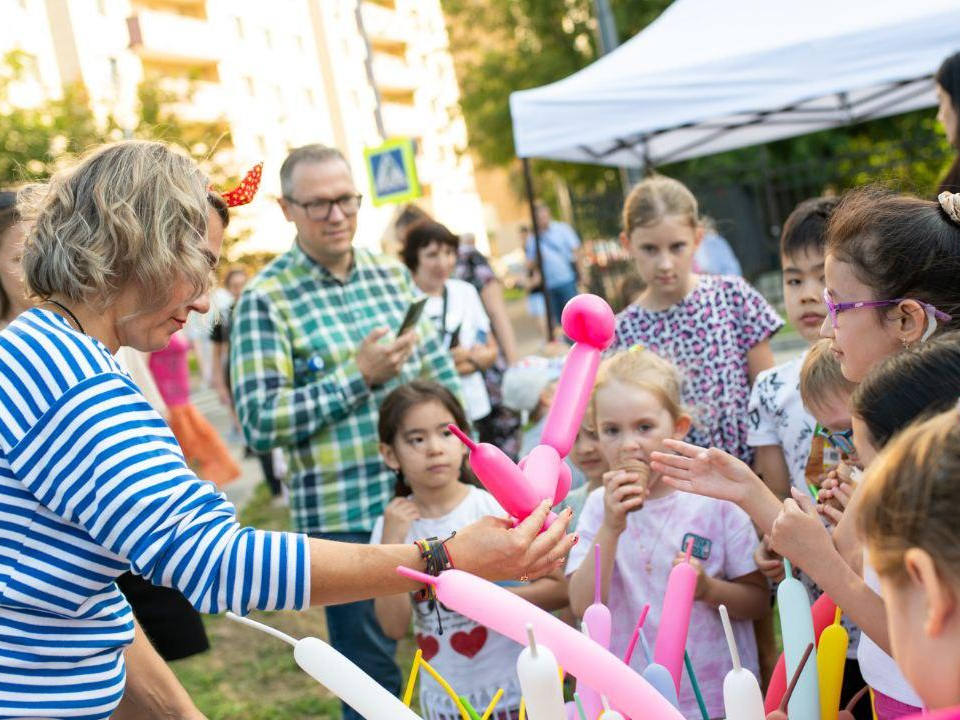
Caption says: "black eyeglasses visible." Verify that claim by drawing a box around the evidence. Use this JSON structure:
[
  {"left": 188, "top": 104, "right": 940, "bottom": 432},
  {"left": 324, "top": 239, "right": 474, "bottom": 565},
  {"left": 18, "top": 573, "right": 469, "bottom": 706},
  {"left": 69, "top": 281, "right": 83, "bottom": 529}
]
[{"left": 284, "top": 193, "right": 362, "bottom": 221}]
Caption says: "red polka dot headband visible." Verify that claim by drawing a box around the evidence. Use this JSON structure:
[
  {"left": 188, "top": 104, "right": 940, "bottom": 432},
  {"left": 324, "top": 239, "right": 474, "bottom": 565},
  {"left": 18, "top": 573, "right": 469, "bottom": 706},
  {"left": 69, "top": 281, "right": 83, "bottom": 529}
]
[{"left": 218, "top": 163, "right": 263, "bottom": 208}]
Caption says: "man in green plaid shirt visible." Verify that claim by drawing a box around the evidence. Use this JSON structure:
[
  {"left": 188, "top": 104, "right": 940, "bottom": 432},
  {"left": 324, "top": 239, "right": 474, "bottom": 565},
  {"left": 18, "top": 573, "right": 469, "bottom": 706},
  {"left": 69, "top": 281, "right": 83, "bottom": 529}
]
[{"left": 230, "top": 145, "right": 461, "bottom": 719}]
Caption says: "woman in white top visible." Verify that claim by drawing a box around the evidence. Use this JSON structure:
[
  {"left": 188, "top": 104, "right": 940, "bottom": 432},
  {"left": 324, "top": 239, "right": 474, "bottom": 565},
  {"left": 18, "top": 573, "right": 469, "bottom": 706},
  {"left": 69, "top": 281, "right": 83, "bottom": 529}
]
[{"left": 403, "top": 220, "right": 499, "bottom": 422}]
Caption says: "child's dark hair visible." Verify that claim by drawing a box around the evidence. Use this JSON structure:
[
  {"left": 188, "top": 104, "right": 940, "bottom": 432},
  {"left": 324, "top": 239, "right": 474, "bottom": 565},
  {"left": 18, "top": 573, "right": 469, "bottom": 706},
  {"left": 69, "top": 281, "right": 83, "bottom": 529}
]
[
  {"left": 826, "top": 186, "right": 960, "bottom": 333},
  {"left": 780, "top": 196, "right": 839, "bottom": 259},
  {"left": 937, "top": 50, "right": 960, "bottom": 194},
  {"left": 401, "top": 219, "right": 459, "bottom": 273},
  {"left": 851, "top": 331, "right": 960, "bottom": 449},
  {"left": 378, "top": 380, "right": 472, "bottom": 497}
]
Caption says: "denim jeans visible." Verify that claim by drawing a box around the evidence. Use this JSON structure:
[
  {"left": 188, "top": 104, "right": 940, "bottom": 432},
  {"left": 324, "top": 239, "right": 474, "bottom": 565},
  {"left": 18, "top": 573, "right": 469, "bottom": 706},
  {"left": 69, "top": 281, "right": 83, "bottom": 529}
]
[
  {"left": 310, "top": 531, "right": 402, "bottom": 720},
  {"left": 547, "top": 280, "right": 579, "bottom": 325}
]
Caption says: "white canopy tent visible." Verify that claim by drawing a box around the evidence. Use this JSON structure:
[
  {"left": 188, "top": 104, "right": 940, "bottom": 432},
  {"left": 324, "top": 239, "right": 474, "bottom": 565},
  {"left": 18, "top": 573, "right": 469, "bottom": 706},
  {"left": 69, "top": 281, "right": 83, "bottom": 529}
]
[{"left": 510, "top": 0, "right": 960, "bottom": 168}]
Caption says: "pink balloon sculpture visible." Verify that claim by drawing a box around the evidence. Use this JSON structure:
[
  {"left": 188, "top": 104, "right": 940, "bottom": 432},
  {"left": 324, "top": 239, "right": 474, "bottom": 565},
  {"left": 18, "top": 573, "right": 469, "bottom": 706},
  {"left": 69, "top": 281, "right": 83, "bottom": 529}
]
[
  {"left": 397, "top": 566, "right": 684, "bottom": 720},
  {"left": 654, "top": 538, "right": 697, "bottom": 692},
  {"left": 576, "top": 545, "right": 612, "bottom": 720},
  {"left": 451, "top": 294, "right": 616, "bottom": 528}
]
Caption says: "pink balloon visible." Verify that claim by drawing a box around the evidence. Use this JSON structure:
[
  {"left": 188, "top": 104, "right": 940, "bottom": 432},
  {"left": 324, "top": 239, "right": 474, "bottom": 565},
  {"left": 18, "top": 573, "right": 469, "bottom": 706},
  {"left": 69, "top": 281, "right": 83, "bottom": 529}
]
[
  {"left": 653, "top": 540, "right": 697, "bottom": 692},
  {"left": 520, "top": 445, "right": 562, "bottom": 502},
  {"left": 541, "top": 344, "right": 601, "bottom": 458},
  {"left": 578, "top": 545, "right": 612, "bottom": 720},
  {"left": 519, "top": 451, "right": 572, "bottom": 507},
  {"left": 449, "top": 425, "right": 558, "bottom": 529},
  {"left": 397, "top": 567, "right": 684, "bottom": 720},
  {"left": 561, "top": 294, "right": 617, "bottom": 349}
]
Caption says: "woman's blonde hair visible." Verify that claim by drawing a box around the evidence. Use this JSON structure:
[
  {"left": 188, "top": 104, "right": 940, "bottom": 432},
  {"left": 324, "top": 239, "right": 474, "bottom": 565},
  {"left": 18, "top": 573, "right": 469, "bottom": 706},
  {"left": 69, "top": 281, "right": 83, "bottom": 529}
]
[
  {"left": 19, "top": 140, "right": 213, "bottom": 313},
  {"left": 799, "top": 339, "right": 857, "bottom": 413},
  {"left": 592, "top": 347, "right": 687, "bottom": 422},
  {"left": 622, "top": 175, "right": 699, "bottom": 237},
  {"left": 857, "top": 406, "right": 960, "bottom": 584}
]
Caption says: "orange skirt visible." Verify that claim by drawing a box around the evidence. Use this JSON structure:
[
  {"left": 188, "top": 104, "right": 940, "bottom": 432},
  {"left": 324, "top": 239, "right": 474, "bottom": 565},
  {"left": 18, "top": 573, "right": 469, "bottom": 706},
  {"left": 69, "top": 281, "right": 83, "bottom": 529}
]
[{"left": 167, "top": 404, "right": 241, "bottom": 486}]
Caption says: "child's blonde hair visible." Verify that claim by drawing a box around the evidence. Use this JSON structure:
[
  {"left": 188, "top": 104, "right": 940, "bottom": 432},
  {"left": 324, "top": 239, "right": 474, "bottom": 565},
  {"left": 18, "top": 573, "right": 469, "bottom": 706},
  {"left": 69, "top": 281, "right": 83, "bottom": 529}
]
[
  {"left": 592, "top": 348, "right": 687, "bottom": 422},
  {"left": 799, "top": 339, "right": 857, "bottom": 412},
  {"left": 857, "top": 406, "right": 960, "bottom": 584},
  {"left": 622, "top": 175, "right": 699, "bottom": 237}
]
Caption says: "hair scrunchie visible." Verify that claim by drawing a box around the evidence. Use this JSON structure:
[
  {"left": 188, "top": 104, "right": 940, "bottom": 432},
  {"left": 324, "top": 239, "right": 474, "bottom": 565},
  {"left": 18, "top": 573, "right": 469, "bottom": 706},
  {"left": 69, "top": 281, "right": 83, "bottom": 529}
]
[{"left": 938, "top": 190, "right": 960, "bottom": 225}]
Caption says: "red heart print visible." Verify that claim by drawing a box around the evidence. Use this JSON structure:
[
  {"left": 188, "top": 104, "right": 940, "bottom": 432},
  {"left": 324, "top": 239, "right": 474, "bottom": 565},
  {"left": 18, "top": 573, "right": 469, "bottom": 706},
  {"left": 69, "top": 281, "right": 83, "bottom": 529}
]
[
  {"left": 416, "top": 634, "right": 440, "bottom": 662},
  {"left": 450, "top": 626, "right": 488, "bottom": 659}
]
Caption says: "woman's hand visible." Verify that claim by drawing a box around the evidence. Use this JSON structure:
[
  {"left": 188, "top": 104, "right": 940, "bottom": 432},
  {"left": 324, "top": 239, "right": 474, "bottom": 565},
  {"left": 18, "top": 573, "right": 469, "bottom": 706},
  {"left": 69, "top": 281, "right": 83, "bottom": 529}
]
[
  {"left": 769, "top": 488, "right": 834, "bottom": 576},
  {"left": 651, "top": 440, "right": 760, "bottom": 506},
  {"left": 381, "top": 497, "right": 421, "bottom": 544},
  {"left": 600, "top": 469, "right": 647, "bottom": 534},
  {"left": 446, "top": 501, "right": 576, "bottom": 582}
]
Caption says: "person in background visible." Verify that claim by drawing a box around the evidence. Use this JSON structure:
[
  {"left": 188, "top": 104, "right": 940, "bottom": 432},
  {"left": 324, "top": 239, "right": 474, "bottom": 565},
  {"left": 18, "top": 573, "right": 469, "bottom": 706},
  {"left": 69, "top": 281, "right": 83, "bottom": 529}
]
[
  {"left": 231, "top": 145, "right": 464, "bottom": 719},
  {"left": 694, "top": 216, "right": 743, "bottom": 276},
  {"left": 936, "top": 50, "right": 960, "bottom": 193},
  {"left": 403, "top": 220, "right": 499, "bottom": 424},
  {"left": 0, "top": 190, "right": 31, "bottom": 329},
  {"left": 525, "top": 201, "right": 581, "bottom": 326}
]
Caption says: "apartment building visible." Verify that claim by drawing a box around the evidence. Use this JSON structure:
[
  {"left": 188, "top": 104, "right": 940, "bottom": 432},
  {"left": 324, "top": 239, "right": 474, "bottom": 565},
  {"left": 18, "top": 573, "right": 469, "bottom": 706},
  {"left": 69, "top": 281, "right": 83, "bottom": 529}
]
[{"left": 2, "top": 0, "right": 489, "bottom": 255}]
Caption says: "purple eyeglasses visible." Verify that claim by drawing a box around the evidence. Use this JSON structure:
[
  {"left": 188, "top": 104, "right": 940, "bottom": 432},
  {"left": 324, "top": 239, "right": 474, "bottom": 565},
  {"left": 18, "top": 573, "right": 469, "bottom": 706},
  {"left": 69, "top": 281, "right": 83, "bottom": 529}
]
[{"left": 823, "top": 288, "right": 953, "bottom": 329}]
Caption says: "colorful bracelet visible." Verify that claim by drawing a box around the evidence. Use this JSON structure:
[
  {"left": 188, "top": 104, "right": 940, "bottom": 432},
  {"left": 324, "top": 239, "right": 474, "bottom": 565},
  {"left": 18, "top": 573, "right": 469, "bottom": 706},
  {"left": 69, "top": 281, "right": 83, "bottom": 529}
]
[{"left": 413, "top": 532, "right": 456, "bottom": 602}]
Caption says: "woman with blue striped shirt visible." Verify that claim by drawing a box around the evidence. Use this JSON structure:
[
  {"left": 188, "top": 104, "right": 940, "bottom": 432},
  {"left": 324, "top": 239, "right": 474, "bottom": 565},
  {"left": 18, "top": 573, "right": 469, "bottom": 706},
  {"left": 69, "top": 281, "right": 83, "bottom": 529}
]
[{"left": 0, "top": 141, "right": 575, "bottom": 719}]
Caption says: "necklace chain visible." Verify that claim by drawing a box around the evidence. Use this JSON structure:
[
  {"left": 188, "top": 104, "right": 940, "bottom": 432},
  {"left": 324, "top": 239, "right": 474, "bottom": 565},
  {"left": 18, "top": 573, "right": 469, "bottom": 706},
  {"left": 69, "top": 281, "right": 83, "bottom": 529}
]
[
  {"left": 45, "top": 300, "right": 85, "bottom": 335},
  {"left": 640, "top": 492, "right": 679, "bottom": 573}
]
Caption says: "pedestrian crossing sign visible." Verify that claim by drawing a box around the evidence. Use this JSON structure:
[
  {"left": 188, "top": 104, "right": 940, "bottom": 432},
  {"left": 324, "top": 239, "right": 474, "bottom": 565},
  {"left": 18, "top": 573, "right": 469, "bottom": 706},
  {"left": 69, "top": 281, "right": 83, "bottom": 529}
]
[{"left": 364, "top": 138, "right": 421, "bottom": 206}]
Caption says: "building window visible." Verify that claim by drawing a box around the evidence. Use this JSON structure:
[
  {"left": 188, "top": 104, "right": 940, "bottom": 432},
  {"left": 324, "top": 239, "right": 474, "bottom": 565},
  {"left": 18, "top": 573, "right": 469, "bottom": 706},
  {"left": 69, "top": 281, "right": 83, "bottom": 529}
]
[
  {"left": 108, "top": 57, "right": 120, "bottom": 90},
  {"left": 234, "top": 17, "right": 244, "bottom": 39},
  {"left": 244, "top": 77, "right": 256, "bottom": 97},
  {"left": 264, "top": 29, "right": 273, "bottom": 50},
  {"left": 304, "top": 88, "right": 315, "bottom": 107},
  {"left": 296, "top": 35, "right": 305, "bottom": 54},
  {"left": 18, "top": 0, "right": 29, "bottom": 10},
  {"left": 257, "top": 135, "right": 267, "bottom": 155},
  {"left": 97, "top": 0, "right": 107, "bottom": 14}
]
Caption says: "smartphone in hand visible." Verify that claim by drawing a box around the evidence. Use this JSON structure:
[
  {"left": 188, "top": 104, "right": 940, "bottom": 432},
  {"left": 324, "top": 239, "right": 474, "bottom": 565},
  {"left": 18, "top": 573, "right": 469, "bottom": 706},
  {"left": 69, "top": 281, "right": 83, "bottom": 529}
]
[{"left": 396, "top": 297, "right": 428, "bottom": 338}]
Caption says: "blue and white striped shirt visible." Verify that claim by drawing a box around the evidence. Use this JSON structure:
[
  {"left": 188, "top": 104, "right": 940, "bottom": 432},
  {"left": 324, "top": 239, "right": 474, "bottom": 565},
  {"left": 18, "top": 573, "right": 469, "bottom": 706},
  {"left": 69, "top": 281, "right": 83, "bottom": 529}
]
[{"left": 0, "top": 309, "right": 311, "bottom": 718}]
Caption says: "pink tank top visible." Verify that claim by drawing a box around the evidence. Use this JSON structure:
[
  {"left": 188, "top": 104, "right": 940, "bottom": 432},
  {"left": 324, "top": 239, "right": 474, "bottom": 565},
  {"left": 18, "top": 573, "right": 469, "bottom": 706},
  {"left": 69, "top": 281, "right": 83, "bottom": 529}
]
[{"left": 148, "top": 331, "right": 191, "bottom": 407}]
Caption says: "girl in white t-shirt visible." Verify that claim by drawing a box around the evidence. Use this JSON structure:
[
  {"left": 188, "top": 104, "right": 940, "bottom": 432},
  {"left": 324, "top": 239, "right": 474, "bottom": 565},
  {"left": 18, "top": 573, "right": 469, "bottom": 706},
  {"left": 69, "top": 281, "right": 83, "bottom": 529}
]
[
  {"left": 567, "top": 348, "right": 768, "bottom": 720},
  {"left": 371, "top": 381, "right": 568, "bottom": 720}
]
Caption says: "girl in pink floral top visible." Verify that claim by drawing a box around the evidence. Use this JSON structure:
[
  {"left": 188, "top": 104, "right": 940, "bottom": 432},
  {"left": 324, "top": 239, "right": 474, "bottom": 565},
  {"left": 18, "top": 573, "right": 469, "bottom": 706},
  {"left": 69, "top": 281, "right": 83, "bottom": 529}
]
[{"left": 612, "top": 176, "right": 782, "bottom": 462}]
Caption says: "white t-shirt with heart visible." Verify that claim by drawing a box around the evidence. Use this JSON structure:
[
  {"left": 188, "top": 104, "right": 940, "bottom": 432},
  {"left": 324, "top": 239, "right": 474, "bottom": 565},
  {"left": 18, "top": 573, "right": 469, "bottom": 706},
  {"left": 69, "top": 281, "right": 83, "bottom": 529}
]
[{"left": 370, "top": 487, "right": 521, "bottom": 719}]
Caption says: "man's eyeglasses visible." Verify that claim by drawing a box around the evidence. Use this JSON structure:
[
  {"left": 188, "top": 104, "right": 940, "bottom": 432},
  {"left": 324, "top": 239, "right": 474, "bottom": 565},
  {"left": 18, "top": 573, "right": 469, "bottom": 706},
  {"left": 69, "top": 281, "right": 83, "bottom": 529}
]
[
  {"left": 814, "top": 423, "right": 856, "bottom": 456},
  {"left": 822, "top": 288, "right": 952, "bottom": 330},
  {"left": 284, "top": 193, "right": 363, "bottom": 221}
]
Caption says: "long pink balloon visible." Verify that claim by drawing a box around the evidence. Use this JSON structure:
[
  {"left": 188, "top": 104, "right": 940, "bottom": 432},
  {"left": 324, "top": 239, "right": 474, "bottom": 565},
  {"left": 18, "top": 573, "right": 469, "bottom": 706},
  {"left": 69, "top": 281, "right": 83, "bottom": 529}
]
[
  {"left": 654, "top": 539, "right": 697, "bottom": 692},
  {"left": 539, "top": 294, "right": 615, "bottom": 458},
  {"left": 577, "top": 545, "right": 611, "bottom": 720},
  {"left": 397, "top": 567, "right": 684, "bottom": 720}
]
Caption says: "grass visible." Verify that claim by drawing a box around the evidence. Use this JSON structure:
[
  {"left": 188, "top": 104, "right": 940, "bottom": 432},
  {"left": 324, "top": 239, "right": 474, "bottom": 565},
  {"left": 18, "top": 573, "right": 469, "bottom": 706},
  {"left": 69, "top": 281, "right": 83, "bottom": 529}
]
[{"left": 170, "top": 484, "right": 420, "bottom": 719}]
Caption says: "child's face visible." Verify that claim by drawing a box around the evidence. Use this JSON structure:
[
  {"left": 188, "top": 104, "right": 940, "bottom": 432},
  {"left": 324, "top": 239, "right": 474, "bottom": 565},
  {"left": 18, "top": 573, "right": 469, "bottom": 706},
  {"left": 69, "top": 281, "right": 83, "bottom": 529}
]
[
  {"left": 877, "top": 550, "right": 960, "bottom": 710},
  {"left": 781, "top": 248, "right": 827, "bottom": 345},
  {"left": 379, "top": 400, "right": 467, "bottom": 491},
  {"left": 851, "top": 415, "right": 879, "bottom": 468},
  {"left": 621, "top": 216, "right": 702, "bottom": 300},
  {"left": 821, "top": 255, "right": 904, "bottom": 382},
  {"left": 0, "top": 223, "right": 27, "bottom": 316},
  {"left": 569, "top": 425, "right": 607, "bottom": 484},
  {"left": 594, "top": 381, "right": 690, "bottom": 478}
]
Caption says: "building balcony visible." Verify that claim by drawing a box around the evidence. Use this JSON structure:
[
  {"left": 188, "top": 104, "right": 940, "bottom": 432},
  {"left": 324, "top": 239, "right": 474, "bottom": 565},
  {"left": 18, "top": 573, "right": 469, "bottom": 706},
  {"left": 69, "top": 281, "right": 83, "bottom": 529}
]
[
  {"left": 371, "top": 52, "right": 419, "bottom": 95},
  {"left": 381, "top": 101, "right": 423, "bottom": 139},
  {"left": 360, "top": 2, "right": 410, "bottom": 52},
  {"left": 156, "top": 77, "right": 226, "bottom": 123},
  {"left": 127, "top": 10, "right": 222, "bottom": 65}
]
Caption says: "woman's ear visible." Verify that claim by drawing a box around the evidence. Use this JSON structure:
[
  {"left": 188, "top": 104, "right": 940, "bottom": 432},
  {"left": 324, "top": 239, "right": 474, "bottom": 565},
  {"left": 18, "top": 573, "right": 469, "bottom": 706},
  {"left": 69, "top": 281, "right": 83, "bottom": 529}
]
[
  {"left": 672, "top": 414, "right": 693, "bottom": 440},
  {"left": 898, "top": 300, "right": 930, "bottom": 345},
  {"left": 380, "top": 442, "right": 400, "bottom": 472},
  {"left": 903, "top": 547, "right": 957, "bottom": 638}
]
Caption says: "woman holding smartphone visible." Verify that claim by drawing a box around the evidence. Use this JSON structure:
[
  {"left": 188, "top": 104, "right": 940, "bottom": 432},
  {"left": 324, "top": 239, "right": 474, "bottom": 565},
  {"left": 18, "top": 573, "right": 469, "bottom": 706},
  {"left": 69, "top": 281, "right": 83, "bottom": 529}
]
[{"left": 402, "top": 219, "right": 499, "bottom": 422}]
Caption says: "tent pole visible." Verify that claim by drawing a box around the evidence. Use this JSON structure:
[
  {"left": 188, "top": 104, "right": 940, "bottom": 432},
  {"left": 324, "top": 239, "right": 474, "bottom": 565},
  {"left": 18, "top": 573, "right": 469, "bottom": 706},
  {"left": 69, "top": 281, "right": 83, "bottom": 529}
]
[{"left": 522, "top": 157, "right": 555, "bottom": 342}]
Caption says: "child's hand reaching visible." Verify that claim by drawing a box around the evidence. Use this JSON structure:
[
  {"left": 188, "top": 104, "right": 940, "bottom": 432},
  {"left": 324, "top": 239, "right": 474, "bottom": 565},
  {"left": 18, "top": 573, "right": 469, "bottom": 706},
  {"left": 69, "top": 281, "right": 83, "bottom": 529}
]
[
  {"left": 817, "top": 465, "right": 858, "bottom": 526},
  {"left": 650, "top": 440, "right": 761, "bottom": 506},
  {"left": 381, "top": 497, "right": 421, "bottom": 544},
  {"left": 754, "top": 534, "right": 785, "bottom": 583},
  {"left": 769, "top": 487, "right": 834, "bottom": 576},
  {"left": 600, "top": 468, "right": 648, "bottom": 533}
]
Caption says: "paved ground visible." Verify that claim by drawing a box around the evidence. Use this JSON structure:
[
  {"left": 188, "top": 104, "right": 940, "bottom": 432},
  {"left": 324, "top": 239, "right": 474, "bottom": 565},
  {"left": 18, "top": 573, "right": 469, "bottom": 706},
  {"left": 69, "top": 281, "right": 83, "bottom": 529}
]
[{"left": 207, "top": 297, "right": 806, "bottom": 511}]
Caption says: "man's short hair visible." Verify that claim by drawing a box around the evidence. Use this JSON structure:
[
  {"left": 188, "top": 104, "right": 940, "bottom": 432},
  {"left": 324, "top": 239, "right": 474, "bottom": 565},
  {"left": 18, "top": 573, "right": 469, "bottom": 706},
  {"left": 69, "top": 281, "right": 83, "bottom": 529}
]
[{"left": 279, "top": 144, "right": 348, "bottom": 199}]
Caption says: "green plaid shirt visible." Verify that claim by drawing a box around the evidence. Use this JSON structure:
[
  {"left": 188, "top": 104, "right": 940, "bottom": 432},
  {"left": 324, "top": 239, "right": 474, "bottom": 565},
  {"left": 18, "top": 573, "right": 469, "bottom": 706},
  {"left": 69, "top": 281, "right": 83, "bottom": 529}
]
[{"left": 230, "top": 242, "right": 462, "bottom": 534}]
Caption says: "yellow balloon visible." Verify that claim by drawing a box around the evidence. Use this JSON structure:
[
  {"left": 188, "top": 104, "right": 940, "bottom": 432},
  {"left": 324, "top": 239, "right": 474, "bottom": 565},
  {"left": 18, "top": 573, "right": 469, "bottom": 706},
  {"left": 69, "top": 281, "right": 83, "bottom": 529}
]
[{"left": 817, "top": 608, "right": 849, "bottom": 720}]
